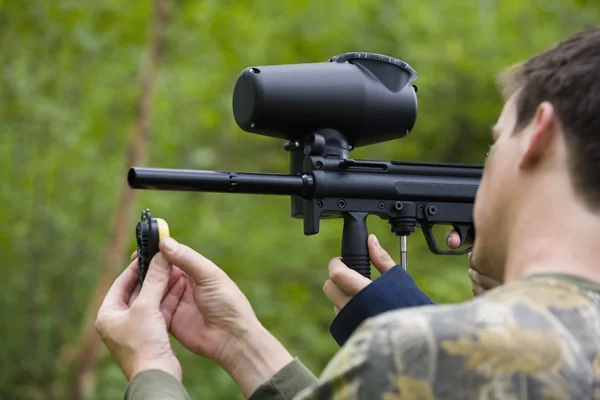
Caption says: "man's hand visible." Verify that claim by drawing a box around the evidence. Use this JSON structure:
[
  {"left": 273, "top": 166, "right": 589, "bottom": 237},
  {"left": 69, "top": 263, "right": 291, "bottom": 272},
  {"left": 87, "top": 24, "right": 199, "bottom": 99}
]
[
  {"left": 446, "top": 230, "right": 501, "bottom": 295},
  {"left": 323, "top": 230, "right": 502, "bottom": 314},
  {"left": 157, "top": 237, "right": 294, "bottom": 398},
  {"left": 95, "top": 253, "right": 186, "bottom": 382},
  {"left": 323, "top": 234, "right": 396, "bottom": 312}
]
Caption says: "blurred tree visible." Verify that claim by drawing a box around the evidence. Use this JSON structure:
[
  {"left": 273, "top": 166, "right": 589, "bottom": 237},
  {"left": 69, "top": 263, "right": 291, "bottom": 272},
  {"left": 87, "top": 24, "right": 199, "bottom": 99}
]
[
  {"left": 0, "top": 1, "right": 597, "bottom": 399},
  {"left": 64, "top": 1, "right": 171, "bottom": 399}
]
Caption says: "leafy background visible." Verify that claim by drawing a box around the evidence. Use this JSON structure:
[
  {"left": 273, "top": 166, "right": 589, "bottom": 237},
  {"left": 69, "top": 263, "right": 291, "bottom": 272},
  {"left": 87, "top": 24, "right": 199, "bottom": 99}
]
[{"left": 1, "top": 1, "right": 598, "bottom": 399}]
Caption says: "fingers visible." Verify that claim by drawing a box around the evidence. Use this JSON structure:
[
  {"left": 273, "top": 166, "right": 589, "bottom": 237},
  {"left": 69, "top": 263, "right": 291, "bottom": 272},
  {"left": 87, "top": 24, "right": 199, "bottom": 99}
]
[
  {"left": 135, "top": 253, "right": 173, "bottom": 308},
  {"left": 329, "top": 257, "right": 371, "bottom": 295},
  {"left": 368, "top": 234, "right": 396, "bottom": 274},
  {"left": 446, "top": 229, "right": 475, "bottom": 249},
  {"left": 468, "top": 268, "right": 500, "bottom": 297},
  {"left": 472, "top": 284, "right": 486, "bottom": 296},
  {"left": 162, "top": 266, "right": 184, "bottom": 300},
  {"left": 130, "top": 250, "right": 138, "bottom": 261},
  {"left": 129, "top": 266, "right": 183, "bottom": 306},
  {"left": 102, "top": 260, "right": 140, "bottom": 309},
  {"left": 468, "top": 268, "right": 500, "bottom": 291},
  {"left": 468, "top": 268, "right": 479, "bottom": 286},
  {"left": 323, "top": 280, "right": 351, "bottom": 310},
  {"left": 129, "top": 284, "right": 141, "bottom": 306},
  {"left": 160, "top": 276, "right": 187, "bottom": 327},
  {"left": 446, "top": 231, "right": 462, "bottom": 249},
  {"left": 159, "top": 237, "right": 224, "bottom": 284},
  {"left": 179, "top": 275, "right": 196, "bottom": 305},
  {"left": 468, "top": 251, "right": 478, "bottom": 271}
]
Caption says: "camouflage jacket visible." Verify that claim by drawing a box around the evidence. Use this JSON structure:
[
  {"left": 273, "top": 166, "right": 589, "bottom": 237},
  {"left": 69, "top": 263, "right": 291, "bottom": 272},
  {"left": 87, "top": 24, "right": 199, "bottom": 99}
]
[{"left": 125, "top": 273, "right": 600, "bottom": 399}]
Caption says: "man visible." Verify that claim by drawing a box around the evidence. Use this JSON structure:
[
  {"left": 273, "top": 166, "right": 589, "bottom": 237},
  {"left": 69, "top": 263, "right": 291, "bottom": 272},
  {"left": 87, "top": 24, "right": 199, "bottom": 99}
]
[{"left": 95, "top": 27, "right": 600, "bottom": 399}]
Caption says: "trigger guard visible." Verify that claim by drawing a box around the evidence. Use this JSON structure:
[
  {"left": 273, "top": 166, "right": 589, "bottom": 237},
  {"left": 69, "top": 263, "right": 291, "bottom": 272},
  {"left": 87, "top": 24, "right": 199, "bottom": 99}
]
[
  {"left": 422, "top": 221, "right": 473, "bottom": 256},
  {"left": 452, "top": 224, "right": 472, "bottom": 247}
]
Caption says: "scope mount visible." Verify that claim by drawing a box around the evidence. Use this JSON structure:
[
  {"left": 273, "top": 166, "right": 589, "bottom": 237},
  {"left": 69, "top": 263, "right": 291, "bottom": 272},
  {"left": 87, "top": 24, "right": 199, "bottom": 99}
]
[{"left": 284, "top": 127, "right": 425, "bottom": 278}]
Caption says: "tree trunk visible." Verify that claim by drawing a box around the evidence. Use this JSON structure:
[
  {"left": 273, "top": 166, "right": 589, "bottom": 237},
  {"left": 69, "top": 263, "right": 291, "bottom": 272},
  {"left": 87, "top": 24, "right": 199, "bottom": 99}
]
[{"left": 65, "top": 1, "right": 170, "bottom": 399}]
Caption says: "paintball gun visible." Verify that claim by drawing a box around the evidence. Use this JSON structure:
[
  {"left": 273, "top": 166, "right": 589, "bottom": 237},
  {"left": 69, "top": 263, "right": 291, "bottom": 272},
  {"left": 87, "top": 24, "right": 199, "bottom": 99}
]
[{"left": 129, "top": 52, "right": 482, "bottom": 281}]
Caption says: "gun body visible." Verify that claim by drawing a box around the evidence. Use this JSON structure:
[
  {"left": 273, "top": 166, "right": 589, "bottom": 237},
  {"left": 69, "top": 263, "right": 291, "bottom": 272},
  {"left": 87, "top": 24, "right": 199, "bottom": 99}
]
[{"left": 129, "top": 156, "right": 482, "bottom": 278}]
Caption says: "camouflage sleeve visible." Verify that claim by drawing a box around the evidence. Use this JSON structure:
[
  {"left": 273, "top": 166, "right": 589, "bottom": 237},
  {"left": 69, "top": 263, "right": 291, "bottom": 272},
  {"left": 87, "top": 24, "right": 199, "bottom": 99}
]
[
  {"left": 249, "top": 358, "right": 319, "bottom": 400},
  {"left": 293, "top": 277, "right": 600, "bottom": 399},
  {"left": 124, "top": 370, "right": 191, "bottom": 400},
  {"left": 292, "top": 307, "right": 441, "bottom": 400}
]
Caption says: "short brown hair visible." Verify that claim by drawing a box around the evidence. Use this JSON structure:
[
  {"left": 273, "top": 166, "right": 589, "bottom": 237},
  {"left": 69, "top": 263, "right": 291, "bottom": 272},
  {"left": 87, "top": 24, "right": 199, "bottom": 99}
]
[{"left": 500, "top": 27, "right": 600, "bottom": 210}]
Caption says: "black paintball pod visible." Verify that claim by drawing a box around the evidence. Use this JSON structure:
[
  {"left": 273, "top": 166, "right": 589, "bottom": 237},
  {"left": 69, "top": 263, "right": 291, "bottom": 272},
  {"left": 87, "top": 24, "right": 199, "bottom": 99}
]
[
  {"left": 135, "top": 209, "right": 170, "bottom": 285},
  {"left": 232, "top": 52, "right": 419, "bottom": 148}
]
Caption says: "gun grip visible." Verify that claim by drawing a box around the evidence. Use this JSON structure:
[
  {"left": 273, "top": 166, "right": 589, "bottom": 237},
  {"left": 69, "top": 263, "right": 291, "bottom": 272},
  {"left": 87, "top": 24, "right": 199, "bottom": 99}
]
[{"left": 341, "top": 212, "right": 371, "bottom": 279}]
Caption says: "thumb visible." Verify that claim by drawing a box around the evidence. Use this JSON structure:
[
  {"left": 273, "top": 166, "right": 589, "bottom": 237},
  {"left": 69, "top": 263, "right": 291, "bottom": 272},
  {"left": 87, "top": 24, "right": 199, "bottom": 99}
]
[
  {"left": 159, "top": 237, "right": 224, "bottom": 284},
  {"left": 136, "top": 253, "right": 172, "bottom": 308},
  {"left": 368, "top": 234, "right": 396, "bottom": 274},
  {"left": 329, "top": 257, "right": 371, "bottom": 295}
]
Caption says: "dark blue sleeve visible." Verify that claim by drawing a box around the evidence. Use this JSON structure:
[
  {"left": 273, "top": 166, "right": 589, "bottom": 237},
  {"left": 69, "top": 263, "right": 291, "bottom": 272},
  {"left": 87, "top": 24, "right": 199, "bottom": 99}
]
[{"left": 329, "top": 264, "right": 435, "bottom": 347}]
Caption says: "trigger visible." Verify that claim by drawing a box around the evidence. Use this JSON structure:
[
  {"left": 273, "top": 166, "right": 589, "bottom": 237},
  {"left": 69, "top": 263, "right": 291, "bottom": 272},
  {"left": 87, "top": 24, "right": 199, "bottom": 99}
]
[{"left": 452, "top": 224, "right": 474, "bottom": 246}]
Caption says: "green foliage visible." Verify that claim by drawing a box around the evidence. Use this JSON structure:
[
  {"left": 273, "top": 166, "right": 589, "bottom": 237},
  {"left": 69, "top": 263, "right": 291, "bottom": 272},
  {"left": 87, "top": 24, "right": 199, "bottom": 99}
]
[{"left": 0, "top": 1, "right": 597, "bottom": 399}]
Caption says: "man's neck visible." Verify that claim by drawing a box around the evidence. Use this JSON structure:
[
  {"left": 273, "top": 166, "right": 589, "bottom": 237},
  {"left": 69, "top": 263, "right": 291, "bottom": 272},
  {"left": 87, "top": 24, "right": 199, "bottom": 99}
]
[{"left": 503, "top": 198, "right": 600, "bottom": 285}]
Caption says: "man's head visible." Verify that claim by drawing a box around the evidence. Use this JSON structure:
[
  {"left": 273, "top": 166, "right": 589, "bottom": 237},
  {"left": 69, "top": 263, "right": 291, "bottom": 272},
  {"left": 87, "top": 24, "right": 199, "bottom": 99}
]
[{"left": 471, "top": 27, "right": 600, "bottom": 282}]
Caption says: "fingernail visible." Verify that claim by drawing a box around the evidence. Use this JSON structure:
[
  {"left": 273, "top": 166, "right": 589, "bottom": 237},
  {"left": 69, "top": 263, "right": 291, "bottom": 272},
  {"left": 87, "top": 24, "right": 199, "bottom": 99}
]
[
  {"left": 161, "top": 237, "right": 177, "bottom": 253},
  {"left": 371, "top": 234, "right": 380, "bottom": 247},
  {"left": 446, "top": 234, "right": 452, "bottom": 247}
]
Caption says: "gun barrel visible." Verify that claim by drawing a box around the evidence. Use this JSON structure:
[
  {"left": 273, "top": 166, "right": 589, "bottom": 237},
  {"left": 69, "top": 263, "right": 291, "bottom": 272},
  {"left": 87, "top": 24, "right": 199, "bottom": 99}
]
[{"left": 128, "top": 167, "right": 311, "bottom": 196}]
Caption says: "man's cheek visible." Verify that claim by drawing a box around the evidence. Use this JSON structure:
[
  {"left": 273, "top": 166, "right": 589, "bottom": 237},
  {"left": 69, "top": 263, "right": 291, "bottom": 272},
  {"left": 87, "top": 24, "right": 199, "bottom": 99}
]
[{"left": 472, "top": 179, "right": 491, "bottom": 232}]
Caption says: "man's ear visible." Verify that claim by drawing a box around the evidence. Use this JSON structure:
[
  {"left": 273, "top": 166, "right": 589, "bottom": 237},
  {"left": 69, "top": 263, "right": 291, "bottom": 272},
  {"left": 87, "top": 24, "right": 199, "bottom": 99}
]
[{"left": 518, "top": 101, "right": 556, "bottom": 170}]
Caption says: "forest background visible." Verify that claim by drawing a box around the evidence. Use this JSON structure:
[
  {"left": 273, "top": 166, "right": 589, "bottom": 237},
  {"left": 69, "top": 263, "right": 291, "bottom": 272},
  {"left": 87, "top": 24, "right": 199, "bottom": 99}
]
[{"left": 1, "top": 1, "right": 598, "bottom": 399}]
